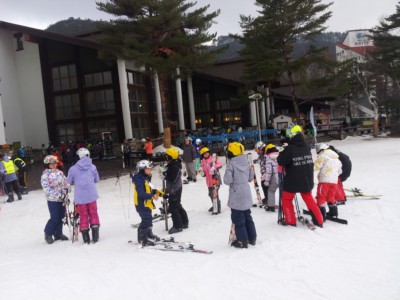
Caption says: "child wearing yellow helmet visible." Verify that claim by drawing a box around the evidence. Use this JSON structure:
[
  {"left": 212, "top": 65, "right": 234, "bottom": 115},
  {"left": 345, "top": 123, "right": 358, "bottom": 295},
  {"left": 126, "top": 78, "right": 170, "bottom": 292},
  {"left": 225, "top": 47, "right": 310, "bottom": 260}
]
[{"left": 223, "top": 142, "right": 257, "bottom": 248}]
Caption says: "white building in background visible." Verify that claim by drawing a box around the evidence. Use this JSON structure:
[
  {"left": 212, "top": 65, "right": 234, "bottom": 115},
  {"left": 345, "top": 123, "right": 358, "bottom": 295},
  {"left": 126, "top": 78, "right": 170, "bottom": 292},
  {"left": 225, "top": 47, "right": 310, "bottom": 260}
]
[{"left": 336, "top": 29, "right": 375, "bottom": 63}]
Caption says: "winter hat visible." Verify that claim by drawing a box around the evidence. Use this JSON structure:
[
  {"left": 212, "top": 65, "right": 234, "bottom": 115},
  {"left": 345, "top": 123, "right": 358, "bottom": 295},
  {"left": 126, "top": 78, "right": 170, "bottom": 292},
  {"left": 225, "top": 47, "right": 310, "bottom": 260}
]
[{"left": 316, "top": 143, "right": 329, "bottom": 154}]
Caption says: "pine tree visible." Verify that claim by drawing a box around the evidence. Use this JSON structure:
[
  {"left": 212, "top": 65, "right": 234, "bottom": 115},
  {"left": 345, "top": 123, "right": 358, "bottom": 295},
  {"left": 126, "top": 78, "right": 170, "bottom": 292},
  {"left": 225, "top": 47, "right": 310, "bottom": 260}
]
[
  {"left": 237, "top": 0, "right": 333, "bottom": 122},
  {"left": 95, "top": 0, "right": 220, "bottom": 146}
]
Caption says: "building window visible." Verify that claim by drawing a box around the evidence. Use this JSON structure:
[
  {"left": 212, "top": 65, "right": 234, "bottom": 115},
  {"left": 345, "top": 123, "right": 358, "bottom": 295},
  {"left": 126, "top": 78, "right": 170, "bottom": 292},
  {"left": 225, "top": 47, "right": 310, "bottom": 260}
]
[
  {"left": 86, "top": 89, "right": 116, "bottom": 116},
  {"left": 87, "top": 119, "right": 118, "bottom": 142},
  {"left": 131, "top": 115, "right": 151, "bottom": 139},
  {"left": 129, "top": 89, "right": 148, "bottom": 112},
  {"left": 54, "top": 94, "right": 81, "bottom": 120},
  {"left": 84, "top": 71, "right": 112, "bottom": 87},
  {"left": 195, "top": 93, "right": 210, "bottom": 112},
  {"left": 52, "top": 64, "right": 78, "bottom": 92},
  {"left": 57, "top": 122, "right": 83, "bottom": 143}
]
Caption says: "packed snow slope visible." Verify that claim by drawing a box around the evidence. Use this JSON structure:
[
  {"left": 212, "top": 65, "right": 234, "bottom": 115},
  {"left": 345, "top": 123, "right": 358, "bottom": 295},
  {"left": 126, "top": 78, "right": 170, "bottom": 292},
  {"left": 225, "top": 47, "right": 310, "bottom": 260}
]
[{"left": 0, "top": 136, "right": 399, "bottom": 300}]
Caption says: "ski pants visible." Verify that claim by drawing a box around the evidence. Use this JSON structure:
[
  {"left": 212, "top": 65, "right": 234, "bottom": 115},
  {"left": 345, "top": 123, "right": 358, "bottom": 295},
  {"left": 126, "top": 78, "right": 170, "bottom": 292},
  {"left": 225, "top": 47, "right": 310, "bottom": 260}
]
[
  {"left": 208, "top": 186, "right": 221, "bottom": 210},
  {"left": 231, "top": 208, "right": 256, "bottom": 242},
  {"left": 123, "top": 152, "right": 131, "bottom": 168},
  {"left": 261, "top": 180, "right": 269, "bottom": 203},
  {"left": 184, "top": 161, "right": 196, "bottom": 181},
  {"left": 282, "top": 191, "right": 323, "bottom": 226},
  {"left": 4, "top": 180, "right": 20, "bottom": 196},
  {"left": 44, "top": 201, "right": 65, "bottom": 237},
  {"left": 168, "top": 187, "right": 188, "bottom": 228},
  {"left": 137, "top": 206, "right": 153, "bottom": 232},
  {"left": 78, "top": 201, "right": 100, "bottom": 231},
  {"left": 335, "top": 178, "right": 346, "bottom": 203},
  {"left": 265, "top": 175, "right": 279, "bottom": 207},
  {"left": 316, "top": 182, "right": 338, "bottom": 206}
]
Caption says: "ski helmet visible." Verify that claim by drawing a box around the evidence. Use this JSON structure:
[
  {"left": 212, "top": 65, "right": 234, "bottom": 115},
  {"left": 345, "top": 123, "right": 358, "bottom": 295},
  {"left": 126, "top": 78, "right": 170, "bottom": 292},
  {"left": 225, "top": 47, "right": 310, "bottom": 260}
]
[
  {"left": 196, "top": 138, "right": 202, "bottom": 145},
  {"left": 254, "top": 141, "right": 265, "bottom": 151},
  {"left": 289, "top": 125, "right": 302, "bottom": 137},
  {"left": 136, "top": 160, "right": 153, "bottom": 171},
  {"left": 77, "top": 148, "right": 90, "bottom": 159},
  {"left": 43, "top": 155, "right": 58, "bottom": 165},
  {"left": 165, "top": 148, "right": 179, "bottom": 160},
  {"left": 316, "top": 143, "right": 329, "bottom": 154},
  {"left": 227, "top": 142, "right": 244, "bottom": 158},
  {"left": 199, "top": 147, "right": 210, "bottom": 156}
]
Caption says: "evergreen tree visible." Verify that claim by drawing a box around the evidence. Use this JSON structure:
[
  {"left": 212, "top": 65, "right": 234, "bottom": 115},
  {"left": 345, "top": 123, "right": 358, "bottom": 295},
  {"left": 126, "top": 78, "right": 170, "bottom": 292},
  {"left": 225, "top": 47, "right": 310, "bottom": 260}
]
[
  {"left": 237, "top": 0, "right": 333, "bottom": 122},
  {"left": 95, "top": 0, "right": 220, "bottom": 145}
]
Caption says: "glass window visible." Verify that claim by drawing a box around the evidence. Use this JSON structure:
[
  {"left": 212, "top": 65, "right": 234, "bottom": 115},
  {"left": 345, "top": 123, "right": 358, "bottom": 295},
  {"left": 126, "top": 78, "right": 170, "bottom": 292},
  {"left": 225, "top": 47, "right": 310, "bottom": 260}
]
[
  {"left": 54, "top": 93, "right": 81, "bottom": 120},
  {"left": 84, "top": 71, "right": 113, "bottom": 87},
  {"left": 51, "top": 64, "right": 78, "bottom": 92},
  {"left": 85, "top": 89, "right": 115, "bottom": 116}
]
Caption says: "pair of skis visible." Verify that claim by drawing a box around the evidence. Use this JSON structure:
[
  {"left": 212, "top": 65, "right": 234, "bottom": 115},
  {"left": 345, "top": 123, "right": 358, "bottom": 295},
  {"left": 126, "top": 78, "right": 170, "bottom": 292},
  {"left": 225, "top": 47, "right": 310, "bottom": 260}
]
[
  {"left": 211, "top": 153, "right": 219, "bottom": 215},
  {"left": 63, "top": 192, "right": 80, "bottom": 242},
  {"left": 247, "top": 153, "right": 263, "bottom": 208},
  {"left": 345, "top": 188, "right": 382, "bottom": 200},
  {"left": 129, "top": 237, "right": 213, "bottom": 254}
]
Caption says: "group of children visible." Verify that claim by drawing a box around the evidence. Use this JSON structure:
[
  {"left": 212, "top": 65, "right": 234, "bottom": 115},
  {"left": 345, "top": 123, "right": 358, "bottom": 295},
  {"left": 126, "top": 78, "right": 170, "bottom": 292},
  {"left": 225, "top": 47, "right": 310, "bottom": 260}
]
[{"left": 41, "top": 125, "right": 350, "bottom": 249}]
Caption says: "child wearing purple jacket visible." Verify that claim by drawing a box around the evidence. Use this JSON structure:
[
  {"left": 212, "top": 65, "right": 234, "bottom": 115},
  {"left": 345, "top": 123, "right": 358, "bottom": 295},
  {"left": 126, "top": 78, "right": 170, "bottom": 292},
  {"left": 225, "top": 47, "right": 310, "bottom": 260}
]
[{"left": 67, "top": 148, "right": 100, "bottom": 244}]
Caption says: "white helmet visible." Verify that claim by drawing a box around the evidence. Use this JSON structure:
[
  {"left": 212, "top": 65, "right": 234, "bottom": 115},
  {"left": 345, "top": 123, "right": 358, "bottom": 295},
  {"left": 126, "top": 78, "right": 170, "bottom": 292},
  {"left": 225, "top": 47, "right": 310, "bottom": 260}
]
[
  {"left": 196, "top": 138, "right": 202, "bottom": 145},
  {"left": 254, "top": 141, "right": 265, "bottom": 151},
  {"left": 136, "top": 160, "right": 153, "bottom": 171},
  {"left": 316, "top": 143, "right": 329, "bottom": 154},
  {"left": 77, "top": 148, "right": 90, "bottom": 159},
  {"left": 141, "top": 138, "right": 146, "bottom": 143}
]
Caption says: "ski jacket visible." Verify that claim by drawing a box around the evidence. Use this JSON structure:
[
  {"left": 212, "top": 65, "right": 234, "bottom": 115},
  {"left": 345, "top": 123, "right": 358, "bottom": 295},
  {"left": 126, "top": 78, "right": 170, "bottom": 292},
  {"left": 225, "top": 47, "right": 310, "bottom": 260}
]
[
  {"left": 165, "top": 159, "right": 183, "bottom": 195},
  {"left": 182, "top": 143, "right": 196, "bottom": 162},
  {"left": 132, "top": 171, "right": 155, "bottom": 210},
  {"left": 144, "top": 141, "right": 153, "bottom": 155},
  {"left": 66, "top": 157, "right": 99, "bottom": 204},
  {"left": 201, "top": 155, "right": 222, "bottom": 188},
  {"left": 330, "top": 146, "right": 352, "bottom": 181},
  {"left": 223, "top": 154, "right": 253, "bottom": 211},
  {"left": 194, "top": 144, "right": 201, "bottom": 159},
  {"left": 41, "top": 168, "right": 70, "bottom": 202},
  {"left": 0, "top": 157, "right": 18, "bottom": 183},
  {"left": 262, "top": 151, "right": 279, "bottom": 184},
  {"left": 258, "top": 153, "right": 267, "bottom": 176},
  {"left": 14, "top": 157, "right": 27, "bottom": 171},
  {"left": 314, "top": 149, "right": 342, "bottom": 184},
  {"left": 277, "top": 133, "right": 314, "bottom": 193}
]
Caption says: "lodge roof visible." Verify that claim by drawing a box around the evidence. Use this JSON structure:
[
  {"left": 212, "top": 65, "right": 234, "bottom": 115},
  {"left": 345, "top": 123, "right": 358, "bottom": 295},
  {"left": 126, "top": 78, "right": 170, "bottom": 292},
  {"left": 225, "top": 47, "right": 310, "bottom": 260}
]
[{"left": 336, "top": 43, "right": 376, "bottom": 56}]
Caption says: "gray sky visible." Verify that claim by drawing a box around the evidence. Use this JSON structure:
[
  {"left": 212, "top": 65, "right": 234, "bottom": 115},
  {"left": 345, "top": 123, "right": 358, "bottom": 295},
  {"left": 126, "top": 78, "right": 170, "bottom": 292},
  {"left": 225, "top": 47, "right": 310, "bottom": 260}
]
[{"left": 0, "top": 0, "right": 398, "bottom": 36}]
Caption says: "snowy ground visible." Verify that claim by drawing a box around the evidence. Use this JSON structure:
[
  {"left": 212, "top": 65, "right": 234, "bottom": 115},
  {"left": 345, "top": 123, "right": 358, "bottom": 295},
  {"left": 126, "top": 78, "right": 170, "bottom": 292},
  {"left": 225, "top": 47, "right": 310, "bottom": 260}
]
[{"left": 0, "top": 135, "right": 399, "bottom": 300}]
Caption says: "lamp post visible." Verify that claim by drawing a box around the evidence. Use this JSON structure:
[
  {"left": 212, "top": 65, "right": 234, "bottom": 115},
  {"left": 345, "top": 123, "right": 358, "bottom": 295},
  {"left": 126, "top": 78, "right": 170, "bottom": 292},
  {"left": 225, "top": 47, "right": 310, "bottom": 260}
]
[{"left": 249, "top": 93, "right": 263, "bottom": 142}]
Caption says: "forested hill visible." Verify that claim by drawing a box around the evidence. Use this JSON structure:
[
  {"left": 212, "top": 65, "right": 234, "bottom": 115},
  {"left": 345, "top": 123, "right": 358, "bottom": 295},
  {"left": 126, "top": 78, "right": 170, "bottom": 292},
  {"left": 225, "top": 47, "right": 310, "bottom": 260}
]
[{"left": 46, "top": 17, "right": 346, "bottom": 61}]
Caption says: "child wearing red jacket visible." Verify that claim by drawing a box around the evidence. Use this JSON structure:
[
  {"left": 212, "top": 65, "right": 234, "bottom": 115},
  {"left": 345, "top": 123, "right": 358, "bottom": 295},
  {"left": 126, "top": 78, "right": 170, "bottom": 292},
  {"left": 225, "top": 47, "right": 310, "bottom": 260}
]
[{"left": 200, "top": 147, "right": 222, "bottom": 214}]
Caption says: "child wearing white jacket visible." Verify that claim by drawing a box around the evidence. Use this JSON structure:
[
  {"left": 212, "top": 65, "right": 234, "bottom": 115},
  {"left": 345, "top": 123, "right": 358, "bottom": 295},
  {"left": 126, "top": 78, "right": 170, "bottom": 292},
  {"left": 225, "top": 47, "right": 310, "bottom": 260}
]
[{"left": 314, "top": 143, "right": 342, "bottom": 219}]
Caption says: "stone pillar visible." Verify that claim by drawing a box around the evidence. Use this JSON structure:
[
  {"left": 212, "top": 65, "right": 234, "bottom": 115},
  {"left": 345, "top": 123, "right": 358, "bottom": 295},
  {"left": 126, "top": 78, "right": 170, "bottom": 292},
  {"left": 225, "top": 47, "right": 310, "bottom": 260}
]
[
  {"left": 153, "top": 72, "right": 164, "bottom": 134},
  {"left": 117, "top": 59, "right": 132, "bottom": 139},
  {"left": 187, "top": 75, "right": 196, "bottom": 130},
  {"left": 175, "top": 68, "right": 185, "bottom": 131}
]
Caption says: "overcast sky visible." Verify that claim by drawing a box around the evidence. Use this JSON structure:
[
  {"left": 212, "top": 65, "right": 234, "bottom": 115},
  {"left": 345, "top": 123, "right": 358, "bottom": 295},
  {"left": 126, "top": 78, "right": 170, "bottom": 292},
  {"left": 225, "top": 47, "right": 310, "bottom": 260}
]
[{"left": 0, "top": 0, "right": 398, "bottom": 36}]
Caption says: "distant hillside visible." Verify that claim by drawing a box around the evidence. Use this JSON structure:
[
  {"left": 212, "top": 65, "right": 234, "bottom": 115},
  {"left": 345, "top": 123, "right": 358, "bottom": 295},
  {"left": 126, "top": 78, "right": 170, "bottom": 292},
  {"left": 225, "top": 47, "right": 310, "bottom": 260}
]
[{"left": 46, "top": 18, "right": 345, "bottom": 61}]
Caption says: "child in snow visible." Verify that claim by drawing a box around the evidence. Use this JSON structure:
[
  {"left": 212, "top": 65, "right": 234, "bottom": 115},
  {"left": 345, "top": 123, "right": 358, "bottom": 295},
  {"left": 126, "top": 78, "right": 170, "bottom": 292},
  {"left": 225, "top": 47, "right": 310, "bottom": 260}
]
[
  {"left": 66, "top": 148, "right": 100, "bottom": 244},
  {"left": 200, "top": 147, "right": 223, "bottom": 214},
  {"left": 254, "top": 141, "right": 268, "bottom": 205},
  {"left": 262, "top": 144, "right": 279, "bottom": 212},
  {"left": 163, "top": 148, "right": 189, "bottom": 234},
  {"left": 223, "top": 142, "right": 257, "bottom": 248},
  {"left": 41, "top": 155, "right": 70, "bottom": 244},
  {"left": 314, "top": 143, "right": 342, "bottom": 219},
  {"left": 277, "top": 125, "right": 323, "bottom": 227},
  {"left": 132, "top": 160, "right": 160, "bottom": 245}
]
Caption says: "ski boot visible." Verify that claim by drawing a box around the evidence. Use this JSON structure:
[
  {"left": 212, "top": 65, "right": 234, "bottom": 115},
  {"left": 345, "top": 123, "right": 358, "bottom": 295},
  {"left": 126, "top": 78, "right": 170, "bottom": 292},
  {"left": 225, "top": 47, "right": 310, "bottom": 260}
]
[
  {"left": 81, "top": 229, "right": 91, "bottom": 244},
  {"left": 231, "top": 240, "right": 248, "bottom": 249},
  {"left": 319, "top": 206, "right": 327, "bottom": 221},
  {"left": 248, "top": 237, "right": 257, "bottom": 246},
  {"left": 54, "top": 234, "right": 69, "bottom": 241},
  {"left": 147, "top": 226, "right": 160, "bottom": 241},
  {"left": 138, "top": 228, "right": 155, "bottom": 246},
  {"left": 327, "top": 203, "right": 338, "bottom": 217},
  {"left": 168, "top": 227, "right": 182, "bottom": 234},
  {"left": 45, "top": 235, "right": 54, "bottom": 244},
  {"left": 310, "top": 211, "right": 324, "bottom": 228},
  {"left": 264, "top": 206, "right": 275, "bottom": 212},
  {"left": 183, "top": 223, "right": 189, "bottom": 229},
  {"left": 91, "top": 225, "right": 100, "bottom": 243},
  {"left": 17, "top": 193, "right": 22, "bottom": 200},
  {"left": 278, "top": 218, "right": 296, "bottom": 227},
  {"left": 6, "top": 193, "right": 14, "bottom": 203}
]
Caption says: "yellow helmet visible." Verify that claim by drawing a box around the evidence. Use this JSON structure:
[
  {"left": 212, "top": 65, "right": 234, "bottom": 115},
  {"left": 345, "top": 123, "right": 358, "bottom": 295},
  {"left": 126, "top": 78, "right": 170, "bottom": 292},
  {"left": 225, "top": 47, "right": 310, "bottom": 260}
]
[
  {"left": 165, "top": 148, "right": 179, "bottom": 160},
  {"left": 290, "top": 125, "right": 302, "bottom": 136},
  {"left": 265, "top": 143, "right": 276, "bottom": 151},
  {"left": 199, "top": 147, "right": 210, "bottom": 156},
  {"left": 227, "top": 142, "right": 244, "bottom": 157}
]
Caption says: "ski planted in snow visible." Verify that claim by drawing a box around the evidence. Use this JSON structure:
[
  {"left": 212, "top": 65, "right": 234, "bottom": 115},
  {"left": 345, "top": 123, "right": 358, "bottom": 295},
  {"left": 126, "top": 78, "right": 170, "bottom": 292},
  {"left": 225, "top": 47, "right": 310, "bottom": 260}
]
[
  {"left": 71, "top": 204, "right": 80, "bottom": 242},
  {"left": 247, "top": 153, "right": 263, "bottom": 208},
  {"left": 228, "top": 223, "right": 236, "bottom": 245},
  {"left": 303, "top": 209, "right": 348, "bottom": 225},
  {"left": 211, "top": 153, "right": 219, "bottom": 215},
  {"left": 62, "top": 191, "right": 73, "bottom": 240}
]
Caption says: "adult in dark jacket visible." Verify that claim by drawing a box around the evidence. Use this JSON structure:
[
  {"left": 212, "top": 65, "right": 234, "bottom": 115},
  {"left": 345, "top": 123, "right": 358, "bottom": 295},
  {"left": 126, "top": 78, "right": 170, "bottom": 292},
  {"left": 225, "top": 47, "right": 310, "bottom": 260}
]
[
  {"left": 14, "top": 156, "right": 28, "bottom": 194},
  {"left": 182, "top": 137, "right": 197, "bottom": 183},
  {"left": 164, "top": 148, "right": 189, "bottom": 234},
  {"left": 277, "top": 125, "right": 323, "bottom": 227},
  {"left": 224, "top": 142, "right": 257, "bottom": 248},
  {"left": 132, "top": 160, "right": 160, "bottom": 246}
]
